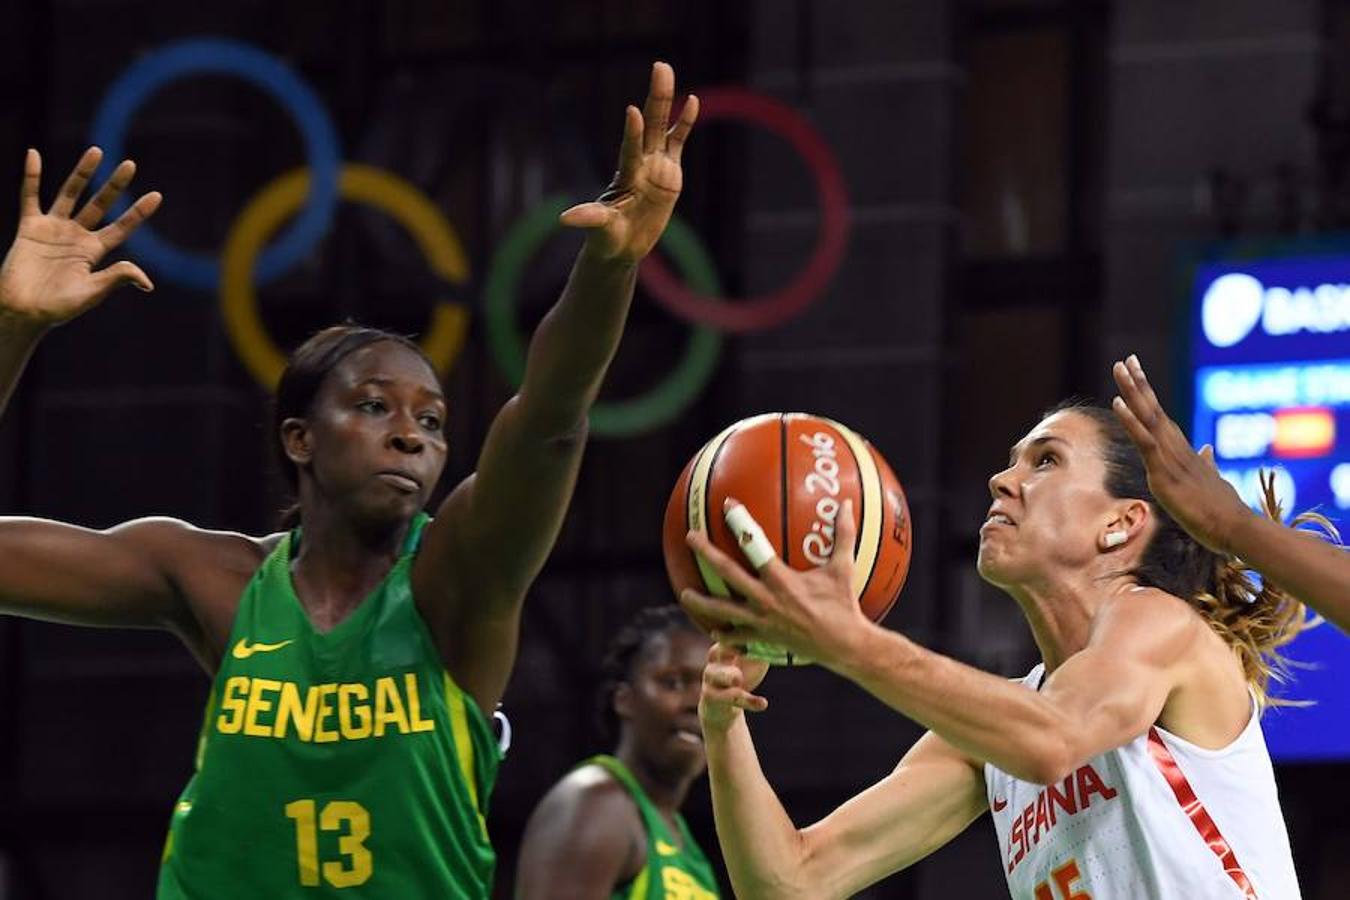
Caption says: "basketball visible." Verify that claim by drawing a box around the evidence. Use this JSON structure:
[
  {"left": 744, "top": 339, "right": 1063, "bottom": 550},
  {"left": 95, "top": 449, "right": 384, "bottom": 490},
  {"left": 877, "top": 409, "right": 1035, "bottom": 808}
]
[{"left": 662, "top": 413, "right": 912, "bottom": 664}]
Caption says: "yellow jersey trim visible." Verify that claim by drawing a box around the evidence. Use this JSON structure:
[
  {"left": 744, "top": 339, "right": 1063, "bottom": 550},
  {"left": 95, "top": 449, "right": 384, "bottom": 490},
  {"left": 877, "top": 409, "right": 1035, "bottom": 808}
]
[
  {"left": 445, "top": 672, "right": 488, "bottom": 840},
  {"left": 627, "top": 861, "right": 651, "bottom": 900}
]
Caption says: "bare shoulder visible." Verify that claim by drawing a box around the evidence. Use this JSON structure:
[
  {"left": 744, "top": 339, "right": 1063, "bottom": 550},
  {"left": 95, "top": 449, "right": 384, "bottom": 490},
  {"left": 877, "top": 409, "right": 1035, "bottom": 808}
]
[
  {"left": 120, "top": 518, "right": 282, "bottom": 662},
  {"left": 518, "top": 763, "right": 646, "bottom": 896},
  {"left": 535, "top": 763, "right": 643, "bottom": 829},
  {"left": 111, "top": 516, "right": 276, "bottom": 574},
  {"left": 1093, "top": 586, "right": 1205, "bottom": 649},
  {"left": 1084, "top": 586, "right": 1224, "bottom": 681},
  {"left": 1106, "top": 587, "right": 1251, "bottom": 743},
  {"left": 1099, "top": 585, "right": 1193, "bottom": 617},
  {"left": 520, "top": 763, "right": 645, "bottom": 871}
]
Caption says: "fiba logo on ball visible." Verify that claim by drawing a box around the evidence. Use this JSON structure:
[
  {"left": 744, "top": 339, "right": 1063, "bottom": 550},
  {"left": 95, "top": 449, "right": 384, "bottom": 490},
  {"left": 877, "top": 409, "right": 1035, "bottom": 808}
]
[
  {"left": 886, "top": 488, "right": 909, "bottom": 545},
  {"left": 662, "top": 413, "right": 912, "bottom": 666},
  {"left": 1201, "top": 273, "right": 1264, "bottom": 348}
]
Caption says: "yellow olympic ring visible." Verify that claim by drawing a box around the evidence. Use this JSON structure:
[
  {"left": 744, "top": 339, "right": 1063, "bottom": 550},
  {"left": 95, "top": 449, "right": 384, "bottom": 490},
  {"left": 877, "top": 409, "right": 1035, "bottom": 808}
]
[{"left": 221, "top": 163, "right": 472, "bottom": 391}]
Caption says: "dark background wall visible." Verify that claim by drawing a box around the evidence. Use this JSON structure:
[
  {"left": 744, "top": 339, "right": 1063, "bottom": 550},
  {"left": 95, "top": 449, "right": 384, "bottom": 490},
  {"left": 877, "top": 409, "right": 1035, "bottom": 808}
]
[{"left": 0, "top": 0, "right": 1348, "bottom": 897}]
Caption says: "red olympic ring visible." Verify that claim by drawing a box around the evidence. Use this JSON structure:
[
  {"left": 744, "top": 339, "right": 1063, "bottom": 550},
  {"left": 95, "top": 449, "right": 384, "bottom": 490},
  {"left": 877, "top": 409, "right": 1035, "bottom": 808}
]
[{"left": 638, "top": 87, "right": 850, "bottom": 333}]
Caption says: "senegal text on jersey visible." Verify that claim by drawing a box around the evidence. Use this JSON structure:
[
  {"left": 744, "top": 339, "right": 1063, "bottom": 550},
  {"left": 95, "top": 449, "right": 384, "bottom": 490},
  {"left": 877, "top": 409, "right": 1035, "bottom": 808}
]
[{"left": 215, "top": 673, "right": 437, "bottom": 743}]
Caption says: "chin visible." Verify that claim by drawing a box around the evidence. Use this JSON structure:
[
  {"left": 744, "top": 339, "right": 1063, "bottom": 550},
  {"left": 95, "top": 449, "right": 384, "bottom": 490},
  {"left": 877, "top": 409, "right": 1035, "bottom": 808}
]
[
  {"left": 975, "top": 546, "right": 998, "bottom": 579},
  {"left": 675, "top": 748, "right": 708, "bottom": 778},
  {"left": 976, "top": 550, "right": 1016, "bottom": 590},
  {"left": 663, "top": 739, "right": 707, "bottom": 774},
  {"left": 355, "top": 494, "right": 423, "bottom": 531},
  {"left": 378, "top": 483, "right": 428, "bottom": 511}
]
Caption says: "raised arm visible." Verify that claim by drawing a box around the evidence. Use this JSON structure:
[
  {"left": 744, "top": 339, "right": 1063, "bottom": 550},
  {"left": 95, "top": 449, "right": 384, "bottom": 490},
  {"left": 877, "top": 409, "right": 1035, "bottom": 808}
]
[
  {"left": 1112, "top": 354, "right": 1350, "bottom": 632},
  {"left": 412, "top": 63, "right": 699, "bottom": 712},
  {"left": 0, "top": 147, "right": 159, "bottom": 414},
  {"left": 0, "top": 150, "right": 231, "bottom": 648},
  {"left": 0, "top": 515, "right": 243, "bottom": 653},
  {"left": 682, "top": 502, "right": 1201, "bottom": 785},
  {"left": 700, "top": 644, "right": 987, "bottom": 899}
]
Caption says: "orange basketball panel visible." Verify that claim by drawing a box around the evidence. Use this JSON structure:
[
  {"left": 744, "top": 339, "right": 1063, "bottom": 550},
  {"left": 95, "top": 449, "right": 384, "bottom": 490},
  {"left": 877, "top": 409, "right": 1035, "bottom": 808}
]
[
  {"left": 662, "top": 454, "right": 703, "bottom": 598},
  {"left": 860, "top": 443, "right": 912, "bottom": 622},
  {"left": 702, "top": 416, "right": 786, "bottom": 580}
]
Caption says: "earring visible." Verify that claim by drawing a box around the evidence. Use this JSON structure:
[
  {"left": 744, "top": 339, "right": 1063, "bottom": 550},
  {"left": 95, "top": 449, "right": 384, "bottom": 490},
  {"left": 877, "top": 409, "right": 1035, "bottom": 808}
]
[{"left": 1104, "top": 531, "right": 1128, "bottom": 548}]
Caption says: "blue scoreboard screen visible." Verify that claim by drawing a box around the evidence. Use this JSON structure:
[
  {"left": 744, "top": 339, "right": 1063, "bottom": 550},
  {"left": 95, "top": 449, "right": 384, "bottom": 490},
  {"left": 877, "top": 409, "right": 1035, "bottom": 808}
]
[{"left": 1191, "top": 253, "right": 1350, "bottom": 761}]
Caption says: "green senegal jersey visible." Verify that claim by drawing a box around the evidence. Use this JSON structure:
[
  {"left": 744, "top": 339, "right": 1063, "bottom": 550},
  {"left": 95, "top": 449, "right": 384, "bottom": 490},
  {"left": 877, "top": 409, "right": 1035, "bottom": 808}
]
[
  {"left": 158, "top": 514, "right": 502, "bottom": 898},
  {"left": 585, "top": 756, "right": 720, "bottom": 900}
]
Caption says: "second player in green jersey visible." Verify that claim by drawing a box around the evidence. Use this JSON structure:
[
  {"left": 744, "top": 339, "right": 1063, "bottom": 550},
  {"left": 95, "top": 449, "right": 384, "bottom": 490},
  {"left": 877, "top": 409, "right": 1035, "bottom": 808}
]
[{"left": 516, "top": 606, "right": 721, "bottom": 900}]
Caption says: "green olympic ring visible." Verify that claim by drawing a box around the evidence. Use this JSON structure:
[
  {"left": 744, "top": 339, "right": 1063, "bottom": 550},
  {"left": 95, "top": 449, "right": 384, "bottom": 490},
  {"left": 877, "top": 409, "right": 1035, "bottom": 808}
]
[{"left": 484, "top": 196, "right": 723, "bottom": 438}]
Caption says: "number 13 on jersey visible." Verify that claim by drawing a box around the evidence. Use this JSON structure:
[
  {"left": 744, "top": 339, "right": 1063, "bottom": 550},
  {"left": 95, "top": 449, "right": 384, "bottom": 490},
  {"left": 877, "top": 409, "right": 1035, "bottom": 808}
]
[{"left": 285, "top": 799, "right": 373, "bottom": 887}]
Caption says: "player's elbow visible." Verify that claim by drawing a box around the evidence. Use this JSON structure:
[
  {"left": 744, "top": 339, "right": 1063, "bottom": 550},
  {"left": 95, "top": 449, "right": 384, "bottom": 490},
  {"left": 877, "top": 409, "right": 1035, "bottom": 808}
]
[
  {"left": 1021, "top": 754, "right": 1075, "bottom": 787},
  {"left": 512, "top": 392, "right": 591, "bottom": 448},
  {"left": 1014, "top": 731, "right": 1080, "bottom": 786},
  {"left": 727, "top": 832, "right": 822, "bottom": 900}
]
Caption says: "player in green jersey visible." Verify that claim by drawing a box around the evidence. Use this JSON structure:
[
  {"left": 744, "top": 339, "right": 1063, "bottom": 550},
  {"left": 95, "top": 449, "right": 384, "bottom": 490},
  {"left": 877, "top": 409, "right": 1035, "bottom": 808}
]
[
  {"left": 0, "top": 62, "right": 698, "bottom": 898},
  {"left": 516, "top": 606, "right": 720, "bottom": 900}
]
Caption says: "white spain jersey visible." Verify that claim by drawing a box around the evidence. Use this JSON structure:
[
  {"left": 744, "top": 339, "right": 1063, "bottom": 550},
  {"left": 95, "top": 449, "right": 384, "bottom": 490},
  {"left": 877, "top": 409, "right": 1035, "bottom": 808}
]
[{"left": 983, "top": 665, "right": 1302, "bottom": 900}]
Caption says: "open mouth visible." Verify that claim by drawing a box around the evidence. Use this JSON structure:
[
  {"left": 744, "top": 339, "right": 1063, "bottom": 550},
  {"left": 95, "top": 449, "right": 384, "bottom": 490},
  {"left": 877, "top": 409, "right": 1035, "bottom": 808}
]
[
  {"left": 981, "top": 508, "right": 1017, "bottom": 534},
  {"left": 673, "top": 726, "right": 703, "bottom": 745},
  {"left": 979, "top": 518, "right": 1015, "bottom": 541}
]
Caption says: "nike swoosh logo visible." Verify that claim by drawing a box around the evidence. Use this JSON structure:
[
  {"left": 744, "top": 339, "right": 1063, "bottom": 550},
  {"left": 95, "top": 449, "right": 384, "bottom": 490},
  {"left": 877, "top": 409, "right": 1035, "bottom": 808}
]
[
  {"left": 655, "top": 839, "right": 680, "bottom": 857},
  {"left": 992, "top": 796, "right": 1008, "bottom": 812},
  {"left": 232, "top": 638, "right": 295, "bottom": 659}
]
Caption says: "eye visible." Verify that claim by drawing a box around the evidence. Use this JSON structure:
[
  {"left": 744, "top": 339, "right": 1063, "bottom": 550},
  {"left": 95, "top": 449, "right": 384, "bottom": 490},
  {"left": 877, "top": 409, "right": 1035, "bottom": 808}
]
[
  {"left": 419, "top": 413, "right": 443, "bottom": 432},
  {"left": 1035, "top": 452, "right": 1057, "bottom": 468},
  {"left": 356, "top": 397, "right": 386, "bottom": 414}
]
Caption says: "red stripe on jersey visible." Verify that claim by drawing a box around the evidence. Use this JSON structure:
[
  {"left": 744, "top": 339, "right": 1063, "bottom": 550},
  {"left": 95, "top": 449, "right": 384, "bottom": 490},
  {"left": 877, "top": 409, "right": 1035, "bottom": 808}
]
[{"left": 1147, "top": 727, "right": 1258, "bottom": 899}]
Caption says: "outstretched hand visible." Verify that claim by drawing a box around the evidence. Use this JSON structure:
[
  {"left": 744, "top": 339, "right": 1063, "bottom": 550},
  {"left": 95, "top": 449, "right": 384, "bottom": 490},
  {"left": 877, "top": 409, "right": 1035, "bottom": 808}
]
[
  {"left": 699, "top": 642, "right": 770, "bottom": 732},
  {"left": 1111, "top": 354, "right": 1252, "bottom": 554},
  {"left": 0, "top": 147, "right": 161, "bottom": 327},
  {"left": 559, "top": 61, "right": 698, "bottom": 264},
  {"left": 679, "top": 498, "right": 872, "bottom": 672}
]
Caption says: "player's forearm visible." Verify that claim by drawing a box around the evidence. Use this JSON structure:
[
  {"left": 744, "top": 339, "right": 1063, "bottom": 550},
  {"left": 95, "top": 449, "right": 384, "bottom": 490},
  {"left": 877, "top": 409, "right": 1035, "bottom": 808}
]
[
  {"left": 518, "top": 240, "right": 637, "bottom": 435},
  {"left": 1226, "top": 512, "right": 1350, "bottom": 633},
  {"left": 832, "top": 626, "right": 1075, "bottom": 784},
  {"left": 704, "top": 714, "right": 817, "bottom": 899},
  {"left": 0, "top": 313, "right": 47, "bottom": 420}
]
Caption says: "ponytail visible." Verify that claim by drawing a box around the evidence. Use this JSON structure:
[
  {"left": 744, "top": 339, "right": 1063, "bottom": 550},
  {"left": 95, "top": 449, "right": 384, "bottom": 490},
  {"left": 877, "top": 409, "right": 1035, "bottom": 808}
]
[
  {"left": 1051, "top": 402, "right": 1334, "bottom": 709},
  {"left": 1186, "top": 472, "right": 1333, "bottom": 709}
]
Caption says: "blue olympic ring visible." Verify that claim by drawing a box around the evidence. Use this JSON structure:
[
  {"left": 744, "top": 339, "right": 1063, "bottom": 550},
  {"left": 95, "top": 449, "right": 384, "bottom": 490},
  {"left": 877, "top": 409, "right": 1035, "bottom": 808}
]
[{"left": 90, "top": 38, "right": 340, "bottom": 291}]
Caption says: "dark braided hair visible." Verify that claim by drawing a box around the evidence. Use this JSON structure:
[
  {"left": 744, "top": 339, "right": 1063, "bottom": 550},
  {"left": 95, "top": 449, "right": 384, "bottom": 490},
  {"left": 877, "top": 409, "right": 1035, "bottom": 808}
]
[
  {"left": 272, "top": 324, "right": 435, "bottom": 529},
  {"left": 596, "top": 605, "right": 705, "bottom": 743},
  {"left": 1049, "top": 401, "right": 1333, "bottom": 708}
]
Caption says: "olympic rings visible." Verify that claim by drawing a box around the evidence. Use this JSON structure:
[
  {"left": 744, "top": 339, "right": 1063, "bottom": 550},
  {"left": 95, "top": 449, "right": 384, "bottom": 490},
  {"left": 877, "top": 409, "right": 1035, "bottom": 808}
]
[
  {"left": 484, "top": 197, "right": 723, "bottom": 438},
  {"left": 90, "top": 38, "right": 340, "bottom": 292},
  {"left": 94, "top": 37, "right": 854, "bottom": 436},
  {"left": 638, "top": 88, "right": 850, "bottom": 332},
  {"left": 221, "top": 164, "right": 471, "bottom": 390}
]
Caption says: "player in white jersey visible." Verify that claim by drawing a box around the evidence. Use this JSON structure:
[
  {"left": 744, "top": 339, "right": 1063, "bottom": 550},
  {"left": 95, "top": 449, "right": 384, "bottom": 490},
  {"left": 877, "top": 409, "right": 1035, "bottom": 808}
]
[
  {"left": 984, "top": 663, "right": 1297, "bottom": 898},
  {"left": 1111, "top": 353, "right": 1350, "bottom": 634},
  {"left": 680, "top": 401, "right": 1329, "bottom": 900}
]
